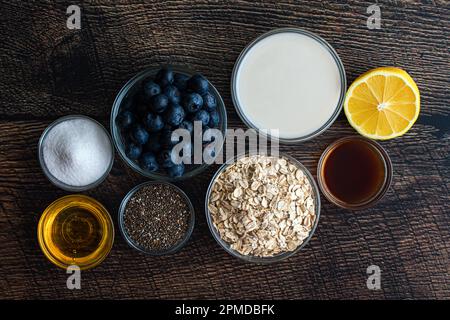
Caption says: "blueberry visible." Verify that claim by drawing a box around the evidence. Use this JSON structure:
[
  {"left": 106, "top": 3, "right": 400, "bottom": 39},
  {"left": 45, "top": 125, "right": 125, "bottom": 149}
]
[
  {"left": 208, "top": 110, "right": 220, "bottom": 128},
  {"left": 155, "top": 68, "right": 174, "bottom": 87},
  {"left": 164, "top": 104, "right": 185, "bottom": 126},
  {"left": 125, "top": 143, "right": 142, "bottom": 160},
  {"left": 192, "top": 109, "right": 210, "bottom": 127},
  {"left": 117, "top": 110, "right": 135, "bottom": 129},
  {"left": 182, "top": 93, "right": 203, "bottom": 113},
  {"left": 167, "top": 163, "right": 185, "bottom": 178},
  {"left": 144, "top": 113, "right": 164, "bottom": 132},
  {"left": 178, "top": 120, "right": 194, "bottom": 135},
  {"left": 160, "top": 129, "right": 178, "bottom": 147},
  {"left": 140, "top": 152, "right": 159, "bottom": 172},
  {"left": 143, "top": 80, "right": 161, "bottom": 99},
  {"left": 173, "top": 73, "right": 190, "bottom": 91},
  {"left": 150, "top": 94, "right": 169, "bottom": 114},
  {"left": 202, "top": 92, "right": 217, "bottom": 111},
  {"left": 157, "top": 149, "right": 175, "bottom": 168},
  {"left": 131, "top": 125, "right": 149, "bottom": 145},
  {"left": 188, "top": 74, "right": 209, "bottom": 95},
  {"left": 145, "top": 134, "right": 162, "bottom": 153},
  {"left": 163, "top": 85, "right": 181, "bottom": 104}
]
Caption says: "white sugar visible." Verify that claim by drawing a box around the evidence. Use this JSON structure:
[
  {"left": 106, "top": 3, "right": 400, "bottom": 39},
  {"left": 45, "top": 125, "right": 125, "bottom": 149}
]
[{"left": 42, "top": 118, "right": 113, "bottom": 187}]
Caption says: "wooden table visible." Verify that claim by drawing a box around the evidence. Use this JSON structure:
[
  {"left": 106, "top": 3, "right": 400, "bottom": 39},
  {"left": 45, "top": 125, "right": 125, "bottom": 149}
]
[{"left": 0, "top": 1, "right": 448, "bottom": 300}]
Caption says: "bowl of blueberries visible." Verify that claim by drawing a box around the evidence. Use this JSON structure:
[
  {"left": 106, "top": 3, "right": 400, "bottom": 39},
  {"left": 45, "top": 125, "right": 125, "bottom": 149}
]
[{"left": 111, "top": 65, "right": 227, "bottom": 180}]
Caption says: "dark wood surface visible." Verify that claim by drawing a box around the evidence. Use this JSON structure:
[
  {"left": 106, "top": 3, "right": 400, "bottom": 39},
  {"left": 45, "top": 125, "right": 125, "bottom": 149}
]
[{"left": 0, "top": 0, "right": 448, "bottom": 300}]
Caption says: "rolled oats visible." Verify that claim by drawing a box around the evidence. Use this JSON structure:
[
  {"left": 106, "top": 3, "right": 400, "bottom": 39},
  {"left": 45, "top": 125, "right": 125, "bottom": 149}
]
[{"left": 208, "top": 155, "right": 316, "bottom": 257}]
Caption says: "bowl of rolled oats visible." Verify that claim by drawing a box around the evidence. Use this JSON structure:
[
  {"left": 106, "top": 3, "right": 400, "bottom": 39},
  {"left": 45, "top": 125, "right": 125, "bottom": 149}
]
[{"left": 205, "top": 153, "right": 320, "bottom": 263}]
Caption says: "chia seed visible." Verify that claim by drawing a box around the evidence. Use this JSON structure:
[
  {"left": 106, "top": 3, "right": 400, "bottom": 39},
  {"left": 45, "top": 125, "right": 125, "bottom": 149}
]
[{"left": 123, "top": 183, "right": 191, "bottom": 252}]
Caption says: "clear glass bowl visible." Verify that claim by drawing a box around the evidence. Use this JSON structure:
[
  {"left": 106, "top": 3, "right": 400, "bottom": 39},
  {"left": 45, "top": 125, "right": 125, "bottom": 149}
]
[
  {"left": 118, "top": 181, "right": 195, "bottom": 255},
  {"left": 205, "top": 153, "right": 321, "bottom": 263},
  {"left": 38, "top": 115, "right": 115, "bottom": 192},
  {"left": 110, "top": 65, "right": 227, "bottom": 181},
  {"left": 317, "top": 136, "right": 393, "bottom": 210},
  {"left": 37, "top": 194, "right": 114, "bottom": 270},
  {"left": 231, "top": 27, "right": 347, "bottom": 143}
]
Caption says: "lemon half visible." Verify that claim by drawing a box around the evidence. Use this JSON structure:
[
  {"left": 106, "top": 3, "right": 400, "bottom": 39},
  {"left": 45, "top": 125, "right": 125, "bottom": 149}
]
[{"left": 344, "top": 67, "right": 420, "bottom": 140}]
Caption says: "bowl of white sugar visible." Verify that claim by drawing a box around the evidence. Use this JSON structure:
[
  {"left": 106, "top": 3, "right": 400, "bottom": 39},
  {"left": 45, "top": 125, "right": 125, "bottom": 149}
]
[
  {"left": 38, "top": 115, "right": 114, "bottom": 191},
  {"left": 231, "top": 28, "right": 346, "bottom": 143}
]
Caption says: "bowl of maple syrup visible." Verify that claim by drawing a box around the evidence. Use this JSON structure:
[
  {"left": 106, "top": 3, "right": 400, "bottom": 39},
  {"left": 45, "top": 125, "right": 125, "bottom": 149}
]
[{"left": 317, "top": 136, "right": 393, "bottom": 210}]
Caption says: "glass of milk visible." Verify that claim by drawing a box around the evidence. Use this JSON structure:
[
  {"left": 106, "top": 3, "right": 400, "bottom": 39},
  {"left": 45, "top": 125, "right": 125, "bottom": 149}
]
[{"left": 231, "top": 28, "right": 346, "bottom": 143}]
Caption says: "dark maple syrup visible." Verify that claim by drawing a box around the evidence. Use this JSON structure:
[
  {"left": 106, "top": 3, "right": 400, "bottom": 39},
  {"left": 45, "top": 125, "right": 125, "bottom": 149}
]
[{"left": 321, "top": 138, "right": 387, "bottom": 206}]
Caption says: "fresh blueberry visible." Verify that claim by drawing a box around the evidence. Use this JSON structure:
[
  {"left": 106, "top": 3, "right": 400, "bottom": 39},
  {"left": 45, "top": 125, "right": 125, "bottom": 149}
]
[
  {"left": 131, "top": 125, "right": 149, "bottom": 145},
  {"left": 140, "top": 152, "right": 159, "bottom": 172},
  {"left": 145, "top": 113, "right": 164, "bottom": 132},
  {"left": 117, "top": 110, "right": 135, "bottom": 129},
  {"left": 178, "top": 120, "right": 194, "bottom": 135},
  {"left": 188, "top": 74, "right": 209, "bottom": 95},
  {"left": 164, "top": 104, "right": 185, "bottom": 126},
  {"left": 173, "top": 73, "right": 190, "bottom": 91},
  {"left": 208, "top": 110, "right": 220, "bottom": 128},
  {"left": 125, "top": 143, "right": 142, "bottom": 160},
  {"left": 150, "top": 94, "right": 169, "bottom": 113},
  {"left": 167, "top": 163, "right": 185, "bottom": 178},
  {"left": 192, "top": 109, "right": 210, "bottom": 127},
  {"left": 143, "top": 80, "right": 161, "bottom": 99},
  {"left": 163, "top": 85, "right": 181, "bottom": 104},
  {"left": 155, "top": 68, "right": 174, "bottom": 87},
  {"left": 202, "top": 92, "right": 217, "bottom": 111},
  {"left": 182, "top": 93, "right": 203, "bottom": 113},
  {"left": 145, "top": 134, "right": 162, "bottom": 153},
  {"left": 157, "top": 149, "right": 175, "bottom": 168}
]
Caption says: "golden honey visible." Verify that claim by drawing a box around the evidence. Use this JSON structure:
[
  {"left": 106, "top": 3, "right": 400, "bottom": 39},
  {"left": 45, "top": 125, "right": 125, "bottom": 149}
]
[{"left": 38, "top": 195, "right": 114, "bottom": 270}]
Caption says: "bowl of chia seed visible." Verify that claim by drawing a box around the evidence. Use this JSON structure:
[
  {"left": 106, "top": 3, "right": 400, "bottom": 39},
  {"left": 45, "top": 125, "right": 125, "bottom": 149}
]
[{"left": 118, "top": 181, "right": 195, "bottom": 255}]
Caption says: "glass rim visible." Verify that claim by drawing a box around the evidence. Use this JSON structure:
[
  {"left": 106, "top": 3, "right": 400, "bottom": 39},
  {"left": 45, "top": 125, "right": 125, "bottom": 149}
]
[
  {"left": 37, "top": 194, "right": 115, "bottom": 270},
  {"left": 110, "top": 65, "right": 228, "bottom": 181},
  {"left": 118, "top": 181, "right": 196, "bottom": 256},
  {"left": 204, "top": 152, "right": 321, "bottom": 264},
  {"left": 230, "top": 27, "right": 347, "bottom": 144},
  {"left": 317, "top": 136, "right": 393, "bottom": 210},
  {"left": 38, "top": 115, "right": 115, "bottom": 192}
]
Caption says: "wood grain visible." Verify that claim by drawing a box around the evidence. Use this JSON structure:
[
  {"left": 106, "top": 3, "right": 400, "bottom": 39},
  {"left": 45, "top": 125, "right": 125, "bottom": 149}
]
[{"left": 0, "top": 0, "right": 448, "bottom": 299}]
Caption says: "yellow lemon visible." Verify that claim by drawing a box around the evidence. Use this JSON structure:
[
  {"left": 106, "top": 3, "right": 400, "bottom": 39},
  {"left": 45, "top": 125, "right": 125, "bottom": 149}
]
[{"left": 344, "top": 67, "right": 420, "bottom": 140}]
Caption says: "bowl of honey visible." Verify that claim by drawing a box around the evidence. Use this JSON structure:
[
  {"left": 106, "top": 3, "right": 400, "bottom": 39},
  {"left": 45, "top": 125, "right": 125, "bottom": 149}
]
[
  {"left": 37, "top": 195, "right": 114, "bottom": 270},
  {"left": 317, "top": 136, "right": 393, "bottom": 210}
]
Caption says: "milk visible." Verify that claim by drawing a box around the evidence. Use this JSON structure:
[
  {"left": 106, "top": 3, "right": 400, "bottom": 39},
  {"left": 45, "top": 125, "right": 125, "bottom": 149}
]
[{"left": 235, "top": 31, "right": 343, "bottom": 140}]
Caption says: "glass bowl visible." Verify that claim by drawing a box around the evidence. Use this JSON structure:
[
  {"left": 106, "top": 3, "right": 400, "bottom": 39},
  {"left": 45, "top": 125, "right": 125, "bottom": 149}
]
[
  {"left": 231, "top": 27, "right": 346, "bottom": 143},
  {"left": 111, "top": 65, "right": 227, "bottom": 181},
  {"left": 205, "top": 153, "right": 321, "bottom": 263},
  {"left": 317, "top": 136, "right": 393, "bottom": 210},
  {"left": 37, "top": 194, "right": 114, "bottom": 270},
  {"left": 38, "top": 115, "right": 115, "bottom": 192},
  {"left": 118, "top": 181, "right": 195, "bottom": 255}
]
